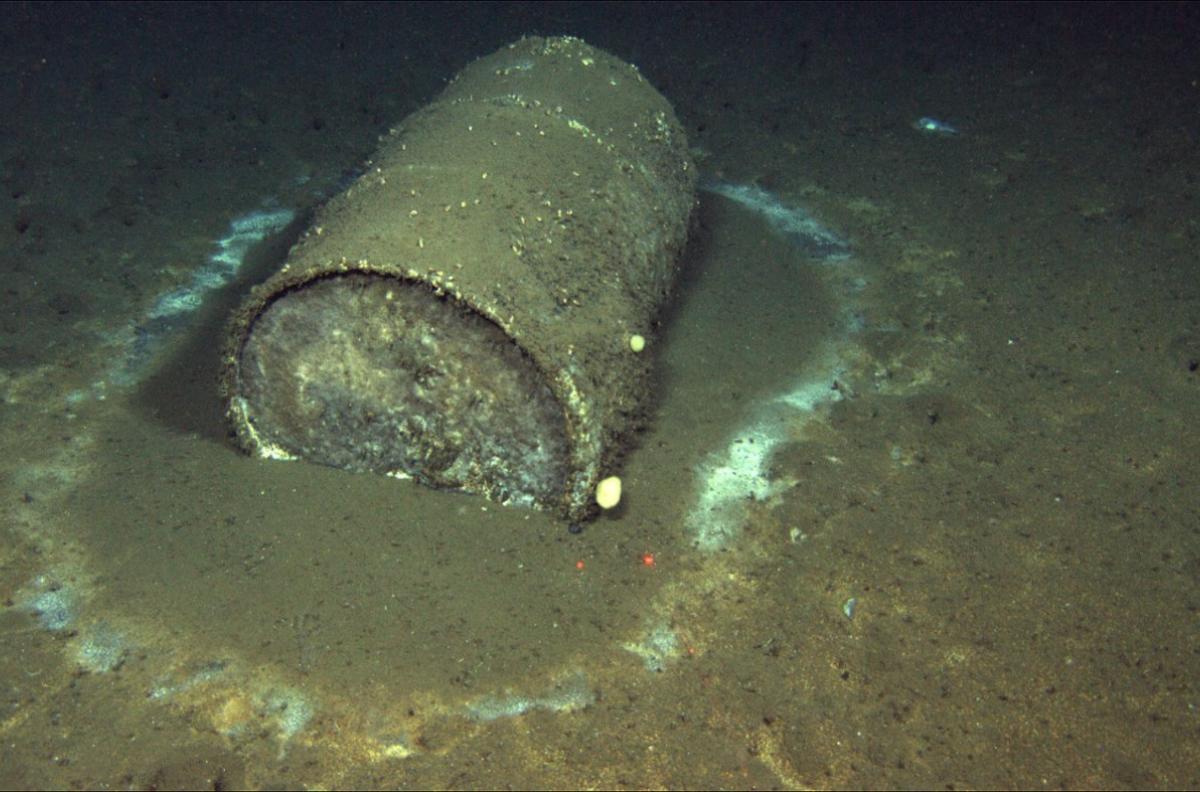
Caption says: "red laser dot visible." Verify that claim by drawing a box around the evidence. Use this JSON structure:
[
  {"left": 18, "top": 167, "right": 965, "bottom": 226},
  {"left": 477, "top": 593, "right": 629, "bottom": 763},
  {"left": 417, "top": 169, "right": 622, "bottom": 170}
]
[
  {"left": 641, "top": 553, "right": 655, "bottom": 567},
  {"left": 575, "top": 560, "right": 585, "bottom": 570}
]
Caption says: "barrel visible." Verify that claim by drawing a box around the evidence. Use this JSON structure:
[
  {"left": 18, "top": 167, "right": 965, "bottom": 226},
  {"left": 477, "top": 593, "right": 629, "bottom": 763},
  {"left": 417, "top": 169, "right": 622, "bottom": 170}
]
[{"left": 219, "top": 36, "right": 696, "bottom": 522}]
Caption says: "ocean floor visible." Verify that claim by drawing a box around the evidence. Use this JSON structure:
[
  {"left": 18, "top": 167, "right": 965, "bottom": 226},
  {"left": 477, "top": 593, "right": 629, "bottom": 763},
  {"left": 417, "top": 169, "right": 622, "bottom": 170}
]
[{"left": 1, "top": 4, "right": 1197, "bottom": 789}]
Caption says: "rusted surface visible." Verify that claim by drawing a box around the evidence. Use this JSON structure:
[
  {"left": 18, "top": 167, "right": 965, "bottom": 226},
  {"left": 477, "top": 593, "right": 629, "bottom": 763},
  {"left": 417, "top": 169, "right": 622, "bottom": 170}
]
[{"left": 221, "top": 36, "right": 696, "bottom": 521}]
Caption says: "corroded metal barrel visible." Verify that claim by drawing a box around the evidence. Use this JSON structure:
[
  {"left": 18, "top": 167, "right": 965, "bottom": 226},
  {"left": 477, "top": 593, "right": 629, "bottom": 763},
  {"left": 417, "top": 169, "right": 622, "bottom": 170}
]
[{"left": 220, "top": 36, "right": 695, "bottom": 522}]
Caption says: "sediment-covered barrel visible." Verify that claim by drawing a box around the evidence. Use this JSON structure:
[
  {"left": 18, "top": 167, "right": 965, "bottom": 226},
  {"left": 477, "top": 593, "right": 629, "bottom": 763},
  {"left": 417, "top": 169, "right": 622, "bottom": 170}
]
[{"left": 220, "top": 36, "right": 696, "bottom": 522}]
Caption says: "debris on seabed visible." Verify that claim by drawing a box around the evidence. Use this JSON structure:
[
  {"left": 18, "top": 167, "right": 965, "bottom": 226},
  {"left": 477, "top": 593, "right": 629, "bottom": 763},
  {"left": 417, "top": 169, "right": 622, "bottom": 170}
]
[
  {"left": 912, "top": 116, "right": 959, "bottom": 136},
  {"left": 842, "top": 597, "right": 858, "bottom": 620}
]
